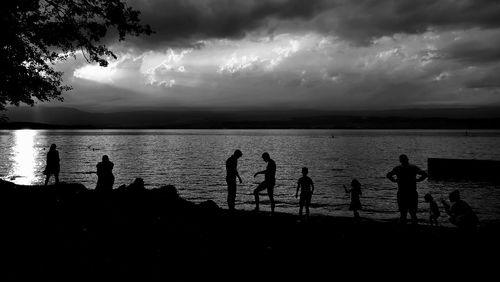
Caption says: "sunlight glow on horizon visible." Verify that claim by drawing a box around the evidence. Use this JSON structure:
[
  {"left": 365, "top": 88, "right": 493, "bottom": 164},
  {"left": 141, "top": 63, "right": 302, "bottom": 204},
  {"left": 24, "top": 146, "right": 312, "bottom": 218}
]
[{"left": 64, "top": 29, "right": 500, "bottom": 110}]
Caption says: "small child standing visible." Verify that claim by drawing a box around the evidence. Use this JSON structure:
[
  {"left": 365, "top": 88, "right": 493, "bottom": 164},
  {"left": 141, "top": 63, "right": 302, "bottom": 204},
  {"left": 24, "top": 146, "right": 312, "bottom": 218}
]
[
  {"left": 295, "top": 167, "right": 315, "bottom": 221},
  {"left": 344, "top": 179, "right": 362, "bottom": 219},
  {"left": 424, "top": 193, "right": 440, "bottom": 226}
]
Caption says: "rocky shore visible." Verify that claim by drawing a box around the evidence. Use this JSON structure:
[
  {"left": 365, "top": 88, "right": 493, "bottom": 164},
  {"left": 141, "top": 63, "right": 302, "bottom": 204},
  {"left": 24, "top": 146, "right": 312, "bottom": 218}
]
[{"left": 1, "top": 180, "right": 498, "bottom": 280}]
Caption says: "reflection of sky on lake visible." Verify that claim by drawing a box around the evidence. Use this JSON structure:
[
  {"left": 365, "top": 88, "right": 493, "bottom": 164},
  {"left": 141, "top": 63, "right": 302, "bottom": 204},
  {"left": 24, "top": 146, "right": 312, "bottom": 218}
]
[{"left": 5, "top": 130, "right": 40, "bottom": 185}]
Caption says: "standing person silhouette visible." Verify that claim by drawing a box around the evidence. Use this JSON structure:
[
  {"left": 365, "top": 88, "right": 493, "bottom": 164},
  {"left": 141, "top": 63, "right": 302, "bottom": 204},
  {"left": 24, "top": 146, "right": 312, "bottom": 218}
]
[
  {"left": 96, "top": 155, "right": 114, "bottom": 192},
  {"left": 344, "top": 179, "right": 362, "bottom": 219},
  {"left": 253, "top": 152, "right": 276, "bottom": 213},
  {"left": 386, "top": 154, "right": 428, "bottom": 225},
  {"left": 424, "top": 193, "right": 440, "bottom": 226},
  {"left": 226, "top": 149, "right": 243, "bottom": 211},
  {"left": 44, "top": 144, "right": 60, "bottom": 186},
  {"left": 295, "top": 167, "right": 315, "bottom": 221}
]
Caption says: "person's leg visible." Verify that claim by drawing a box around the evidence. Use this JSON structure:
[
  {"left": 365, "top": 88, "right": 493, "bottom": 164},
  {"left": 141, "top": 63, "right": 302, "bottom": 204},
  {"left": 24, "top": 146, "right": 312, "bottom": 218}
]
[
  {"left": 299, "top": 193, "right": 304, "bottom": 217},
  {"left": 305, "top": 192, "right": 311, "bottom": 219},
  {"left": 55, "top": 173, "right": 59, "bottom": 185},
  {"left": 227, "top": 179, "right": 236, "bottom": 210},
  {"left": 354, "top": 210, "right": 360, "bottom": 219},
  {"left": 228, "top": 191, "right": 235, "bottom": 211},
  {"left": 397, "top": 191, "right": 408, "bottom": 224},
  {"left": 253, "top": 182, "right": 267, "bottom": 211},
  {"left": 268, "top": 184, "right": 275, "bottom": 213},
  {"left": 400, "top": 208, "right": 408, "bottom": 224},
  {"left": 409, "top": 191, "right": 418, "bottom": 225},
  {"left": 45, "top": 174, "right": 50, "bottom": 186}
]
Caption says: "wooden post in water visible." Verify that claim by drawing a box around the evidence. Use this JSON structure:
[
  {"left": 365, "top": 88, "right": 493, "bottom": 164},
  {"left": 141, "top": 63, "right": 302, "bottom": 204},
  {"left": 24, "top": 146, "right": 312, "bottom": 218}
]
[{"left": 428, "top": 158, "right": 500, "bottom": 182}]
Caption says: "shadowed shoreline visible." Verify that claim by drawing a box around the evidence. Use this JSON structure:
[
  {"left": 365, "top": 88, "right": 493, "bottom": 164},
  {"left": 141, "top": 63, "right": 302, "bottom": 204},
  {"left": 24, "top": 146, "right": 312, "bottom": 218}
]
[{"left": 1, "top": 180, "right": 498, "bottom": 280}]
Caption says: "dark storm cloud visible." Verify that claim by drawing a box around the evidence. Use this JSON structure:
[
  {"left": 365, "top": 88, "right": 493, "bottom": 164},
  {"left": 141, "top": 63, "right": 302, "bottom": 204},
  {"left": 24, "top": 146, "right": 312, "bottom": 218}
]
[
  {"left": 465, "top": 68, "right": 500, "bottom": 89},
  {"left": 466, "top": 78, "right": 500, "bottom": 89},
  {"left": 125, "top": 0, "right": 326, "bottom": 49},
  {"left": 62, "top": 0, "right": 500, "bottom": 112},
  {"left": 440, "top": 38, "right": 500, "bottom": 65},
  {"left": 327, "top": 0, "right": 500, "bottom": 45},
  {"left": 122, "top": 0, "right": 500, "bottom": 49}
]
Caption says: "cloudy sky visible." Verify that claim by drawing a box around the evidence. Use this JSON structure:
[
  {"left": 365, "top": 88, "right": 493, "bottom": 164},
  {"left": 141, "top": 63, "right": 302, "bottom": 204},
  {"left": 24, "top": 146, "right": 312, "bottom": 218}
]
[{"left": 54, "top": 0, "right": 500, "bottom": 112}]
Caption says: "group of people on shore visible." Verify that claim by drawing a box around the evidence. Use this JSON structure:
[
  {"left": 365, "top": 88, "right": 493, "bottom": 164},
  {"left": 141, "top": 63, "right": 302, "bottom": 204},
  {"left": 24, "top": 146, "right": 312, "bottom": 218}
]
[
  {"left": 43, "top": 144, "right": 478, "bottom": 229},
  {"left": 225, "top": 150, "right": 479, "bottom": 228},
  {"left": 43, "top": 144, "right": 115, "bottom": 192}
]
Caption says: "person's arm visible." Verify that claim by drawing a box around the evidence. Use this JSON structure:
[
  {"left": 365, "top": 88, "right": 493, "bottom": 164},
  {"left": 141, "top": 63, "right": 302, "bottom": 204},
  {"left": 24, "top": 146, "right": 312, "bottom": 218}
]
[
  {"left": 343, "top": 185, "right": 350, "bottom": 193},
  {"left": 416, "top": 167, "right": 428, "bottom": 182},
  {"left": 441, "top": 199, "right": 451, "bottom": 215},
  {"left": 311, "top": 181, "right": 315, "bottom": 195},
  {"left": 236, "top": 170, "right": 242, "bottom": 183},
  {"left": 386, "top": 169, "right": 397, "bottom": 182},
  {"left": 295, "top": 181, "right": 300, "bottom": 198},
  {"left": 254, "top": 170, "right": 266, "bottom": 177}
]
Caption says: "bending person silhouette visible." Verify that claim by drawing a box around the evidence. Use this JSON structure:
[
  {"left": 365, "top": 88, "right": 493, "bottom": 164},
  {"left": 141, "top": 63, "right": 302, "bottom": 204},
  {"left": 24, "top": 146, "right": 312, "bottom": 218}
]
[
  {"left": 253, "top": 152, "right": 276, "bottom": 213},
  {"left": 96, "top": 155, "right": 114, "bottom": 192},
  {"left": 226, "top": 149, "right": 243, "bottom": 211},
  {"left": 441, "top": 190, "right": 478, "bottom": 230},
  {"left": 386, "top": 154, "right": 427, "bottom": 225},
  {"left": 44, "top": 144, "right": 60, "bottom": 186}
]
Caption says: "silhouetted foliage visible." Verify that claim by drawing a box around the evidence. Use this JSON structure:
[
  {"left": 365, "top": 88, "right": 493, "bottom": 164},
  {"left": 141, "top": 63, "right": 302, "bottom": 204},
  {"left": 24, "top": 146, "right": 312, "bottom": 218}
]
[{"left": 0, "top": 0, "right": 152, "bottom": 110}]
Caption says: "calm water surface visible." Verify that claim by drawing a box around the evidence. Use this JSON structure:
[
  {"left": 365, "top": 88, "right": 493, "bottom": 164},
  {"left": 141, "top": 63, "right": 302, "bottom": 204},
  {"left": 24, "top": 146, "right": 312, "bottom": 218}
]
[{"left": 1, "top": 129, "right": 500, "bottom": 224}]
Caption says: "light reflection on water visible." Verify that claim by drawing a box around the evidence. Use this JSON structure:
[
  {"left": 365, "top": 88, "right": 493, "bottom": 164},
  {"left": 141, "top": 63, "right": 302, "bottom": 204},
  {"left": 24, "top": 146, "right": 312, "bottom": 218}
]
[
  {"left": 0, "top": 129, "right": 499, "bottom": 223},
  {"left": 6, "top": 130, "right": 39, "bottom": 185}
]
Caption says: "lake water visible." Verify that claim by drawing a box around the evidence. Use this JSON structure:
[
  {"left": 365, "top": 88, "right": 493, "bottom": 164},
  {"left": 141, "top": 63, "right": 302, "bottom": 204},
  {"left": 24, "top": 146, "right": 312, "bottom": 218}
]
[{"left": 1, "top": 129, "right": 500, "bottom": 224}]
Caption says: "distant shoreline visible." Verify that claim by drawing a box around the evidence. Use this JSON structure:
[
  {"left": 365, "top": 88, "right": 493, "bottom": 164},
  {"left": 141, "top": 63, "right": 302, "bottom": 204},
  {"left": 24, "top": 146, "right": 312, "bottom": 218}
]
[
  {"left": 3, "top": 106, "right": 500, "bottom": 129},
  {"left": 2, "top": 120, "right": 500, "bottom": 130}
]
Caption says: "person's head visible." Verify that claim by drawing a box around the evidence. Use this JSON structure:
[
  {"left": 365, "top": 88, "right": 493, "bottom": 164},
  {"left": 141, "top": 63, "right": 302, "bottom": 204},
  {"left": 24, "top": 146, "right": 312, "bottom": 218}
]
[
  {"left": 102, "top": 155, "right": 109, "bottom": 162},
  {"left": 262, "top": 152, "right": 270, "bottom": 162},
  {"left": 424, "top": 193, "right": 433, "bottom": 203},
  {"left": 351, "top": 179, "right": 361, "bottom": 188},
  {"left": 234, "top": 149, "right": 242, "bottom": 158},
  {"left": 399, "top": 154, "right": 409, "bottom": 165},
  {"left": 302, "top": 167, "right": 308, "bottom": 176},
  {"left": 50, "top": 144, "right": 57, "bottom": 151},
  {"left": 449, "top": 190, "right": 460, "bottom": 203}
]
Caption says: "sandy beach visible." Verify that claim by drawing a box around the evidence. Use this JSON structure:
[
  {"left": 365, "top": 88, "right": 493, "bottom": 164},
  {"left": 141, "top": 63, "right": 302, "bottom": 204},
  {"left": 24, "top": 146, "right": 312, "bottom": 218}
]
[{"left": 1, "top": 179, "right": 498, "bottom": 280}]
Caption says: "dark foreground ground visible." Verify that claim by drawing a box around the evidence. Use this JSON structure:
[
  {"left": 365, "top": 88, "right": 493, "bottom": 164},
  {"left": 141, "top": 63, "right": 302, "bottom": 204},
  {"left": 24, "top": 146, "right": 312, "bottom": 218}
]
[{"left": 1, "top": 180, "right": 499, "bottom": 281}]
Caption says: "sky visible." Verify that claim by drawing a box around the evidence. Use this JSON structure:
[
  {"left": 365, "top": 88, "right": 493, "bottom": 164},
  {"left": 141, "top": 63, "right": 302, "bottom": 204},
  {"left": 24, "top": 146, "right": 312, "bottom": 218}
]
[{"left": 52, "top": 0, "right": 500, "bottom": 112}]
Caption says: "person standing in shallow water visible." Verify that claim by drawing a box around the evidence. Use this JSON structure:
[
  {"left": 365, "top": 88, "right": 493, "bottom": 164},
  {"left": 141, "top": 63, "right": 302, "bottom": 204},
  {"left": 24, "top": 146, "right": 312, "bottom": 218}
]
[
  {"left": 424, "top": 193, "right": 440, "bottom": 226},
  {"left": 226, "top": 149, "right": 243, "bottom": 211},
  {"left": 96, "top": 155, "right": 114, "bottom": 192},
  {"left": 44, "top": 144, "right": 60, "bottom": 186},
  {"left": 253, "top": 152, "right": 276, "bottom": 213},
  {"left": 344, "top": 179, "right": 362, "bottom": 219},
  {"left": 295, "top": 167, "right": 315, "bottom": 220},
  {"left": 386, "top": 154, "right": 428, "bottom": 225}
]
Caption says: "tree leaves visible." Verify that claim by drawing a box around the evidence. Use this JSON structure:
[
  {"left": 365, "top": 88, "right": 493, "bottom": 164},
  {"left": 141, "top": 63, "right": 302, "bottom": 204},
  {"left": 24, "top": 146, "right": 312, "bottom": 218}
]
[{"left": 0, "top": 0, "right": 152, "bottom": 111}]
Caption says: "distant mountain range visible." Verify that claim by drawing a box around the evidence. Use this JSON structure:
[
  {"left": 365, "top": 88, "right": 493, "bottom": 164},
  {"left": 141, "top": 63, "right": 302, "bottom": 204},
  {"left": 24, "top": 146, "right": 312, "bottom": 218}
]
[{"left": 2, "top": 106, "right": 500, "bottom": 129}]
